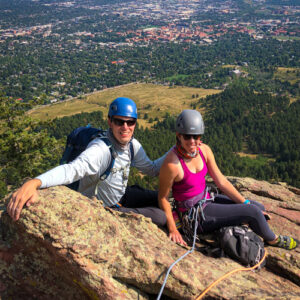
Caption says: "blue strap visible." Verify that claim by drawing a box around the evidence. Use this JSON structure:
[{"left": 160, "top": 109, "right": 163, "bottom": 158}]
[
  {"left": 129, "top": 140, "right": 134, "bottom": 162},
  {"left": 99, "top": 137, "right": 115, "bottom": 180},
  {"left": 99, "top": 137, "right": 134, "bottom": 180}
]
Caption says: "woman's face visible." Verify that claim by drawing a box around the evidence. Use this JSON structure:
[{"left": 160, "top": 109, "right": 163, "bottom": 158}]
[{"left": 177, "top": 133, "right": 201, "bottom": 153}]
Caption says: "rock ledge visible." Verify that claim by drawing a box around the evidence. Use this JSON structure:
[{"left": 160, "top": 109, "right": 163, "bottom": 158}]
[{"left": 0, "top": 177, "right": 299, "bottom": 299}]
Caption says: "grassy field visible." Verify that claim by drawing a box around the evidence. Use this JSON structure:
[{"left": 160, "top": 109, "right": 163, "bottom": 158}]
[
  {"left": 28, "top": 83, "right": 275, "bottom": 161},
  {"left": 273, "top": 35, "right": 300, "bottom": 41},
  {"left": 165, "top": 74, "right": 189, "bottom": 81},
  {"left": 222, "top": 65, "right": 236, "bottom": 68},
  {"left": 273, "top": 67, "right": 299, "bottom": 85},
  {"left": 28, "top": 83, "right": 221, "bottom": 128}
]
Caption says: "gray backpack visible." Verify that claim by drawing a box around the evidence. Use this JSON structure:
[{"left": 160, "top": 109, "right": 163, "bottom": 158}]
[{"left": 218, "top": 226, "right": 266, "bottom": 268}]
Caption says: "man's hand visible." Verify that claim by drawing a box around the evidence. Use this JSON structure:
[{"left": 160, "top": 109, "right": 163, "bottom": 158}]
[
  {"left": 7, "top": 179, "right": 41, "bottom": 221},
  {"left": 169, "top": 229, "right": 187, "bottom": 246}
]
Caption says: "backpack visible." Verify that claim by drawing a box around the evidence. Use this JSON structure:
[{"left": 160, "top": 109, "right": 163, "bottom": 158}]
[
  {"left": 60, "top": 125, "right": 134, "bottom": 191},
  {"left": 217, "top": 225, "right": 266, "bottom": 268}
]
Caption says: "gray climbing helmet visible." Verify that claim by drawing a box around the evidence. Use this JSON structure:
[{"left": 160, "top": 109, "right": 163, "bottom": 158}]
[{"left": 175, "top": 109, "right": 205, "bottom": 135}]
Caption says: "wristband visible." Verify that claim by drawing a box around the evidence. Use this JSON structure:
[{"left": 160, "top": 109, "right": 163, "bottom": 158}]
[{"left": 244, "top": 199, "right": 250, "bottom": 204}]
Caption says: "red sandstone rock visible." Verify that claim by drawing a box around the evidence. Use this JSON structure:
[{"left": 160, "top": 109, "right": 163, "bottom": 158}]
[{"left": 0, "top": 177, "right": 299, "bottom": 299}]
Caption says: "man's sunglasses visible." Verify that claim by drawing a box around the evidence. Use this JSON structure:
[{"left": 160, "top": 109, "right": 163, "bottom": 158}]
[
  {"left": 181, "top": 134, "right": 201, "bottom": 141},
  {"left": 112, "top": 117, "right": 136, "bottom": 127}
]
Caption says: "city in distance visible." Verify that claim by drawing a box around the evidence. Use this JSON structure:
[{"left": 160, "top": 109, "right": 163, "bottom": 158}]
[{"left": 0, "top": 0, "right": 299, "bottom": 102}]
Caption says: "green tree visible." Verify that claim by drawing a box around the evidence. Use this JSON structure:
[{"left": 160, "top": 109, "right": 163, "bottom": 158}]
[{"left": 0, "top": 96, "right": 62, "bottom": 198}]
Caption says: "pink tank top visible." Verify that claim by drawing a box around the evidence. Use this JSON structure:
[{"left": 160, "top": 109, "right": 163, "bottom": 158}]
[{"left": 172, "top": 146, "right": 208, "bottom": 204}]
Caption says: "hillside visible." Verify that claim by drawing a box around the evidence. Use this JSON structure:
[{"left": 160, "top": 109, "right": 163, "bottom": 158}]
[
  {"left": 1, "top": 83, "right": 299, "bottom": 201},
  {"left": 28, "top": 83, "right": 221, "bottom": 128},
  {"left": 34, "top": 83, "right": 299, "bottom": 189}
]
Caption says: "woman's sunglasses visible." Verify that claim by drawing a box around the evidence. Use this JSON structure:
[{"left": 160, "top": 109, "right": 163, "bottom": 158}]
[
  {"left": 181, "top": 134, "right": 201, "bottom": 141},
  {"left": 112, "top": 117, "right": 136, "bottom": 127}
]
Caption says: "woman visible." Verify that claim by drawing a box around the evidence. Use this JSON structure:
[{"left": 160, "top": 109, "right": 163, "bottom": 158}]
[{"left": 158, "top": 109, "right": 298, "bottom": 250}]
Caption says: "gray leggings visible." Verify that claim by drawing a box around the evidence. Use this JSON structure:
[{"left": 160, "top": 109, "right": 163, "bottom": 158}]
[
  {"left": 111, "top": 185, "right": 167, "bottom": 228},
  {"left": 201, "top": 195, "right": 276, "bottom": 241}
]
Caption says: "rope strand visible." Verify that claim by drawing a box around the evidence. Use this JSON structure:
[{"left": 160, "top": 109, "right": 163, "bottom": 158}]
[
  {"left": 195, "top": 250, "right": 267, "bottom": 300},
  {"left": 156, "top": 205, "right": 200, "bottom": 300}
]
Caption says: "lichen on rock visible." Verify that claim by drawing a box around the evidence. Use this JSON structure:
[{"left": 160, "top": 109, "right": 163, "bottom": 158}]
[{"left": 1, "top": 177, "right": 299, "bottom": 299}]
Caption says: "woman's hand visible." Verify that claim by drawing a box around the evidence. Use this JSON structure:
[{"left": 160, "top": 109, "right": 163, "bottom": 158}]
[
  {"left": 169, "top": 229, "right": 187, "bottom": 246},
  {"left": 263, "top": 211, "right": 271, "bottom": 221}
]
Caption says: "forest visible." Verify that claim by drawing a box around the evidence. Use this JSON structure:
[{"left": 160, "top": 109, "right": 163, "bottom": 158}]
[
  {"left": 1, "top": 34, "right": 299, "bottom": 102},
  {"left": 1, "top": 84, "right": 298, "bottom": 199}
]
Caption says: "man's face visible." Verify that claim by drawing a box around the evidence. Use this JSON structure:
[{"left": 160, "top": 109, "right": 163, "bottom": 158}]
[{"left": 108, "top": 116, "right": 136, "bottom": 144}]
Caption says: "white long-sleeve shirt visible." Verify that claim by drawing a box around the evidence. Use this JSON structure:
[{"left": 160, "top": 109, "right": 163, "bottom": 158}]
[{"left": 36, "top": 137, "right": 166, "bottom": 207}]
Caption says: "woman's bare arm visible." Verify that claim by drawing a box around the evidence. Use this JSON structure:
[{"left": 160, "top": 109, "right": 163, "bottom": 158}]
[
  {"left": 158, "top": 152, "right": 187, "bottom": 245},
  {"left": 203, "top": 144, "right": 246, "bottom": 204}
]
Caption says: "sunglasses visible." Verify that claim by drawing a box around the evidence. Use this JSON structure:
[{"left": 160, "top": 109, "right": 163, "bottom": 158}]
[
  {"left": 181, "top": 134, "right": 201, "bottom": 141},
  {"left": 112, "top": 117, "right": 136, "bottom": 127}
]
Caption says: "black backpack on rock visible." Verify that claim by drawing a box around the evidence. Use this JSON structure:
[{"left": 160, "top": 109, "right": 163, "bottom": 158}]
[{"left": 217, "top": 225, "right": 266, "bottom": 268}]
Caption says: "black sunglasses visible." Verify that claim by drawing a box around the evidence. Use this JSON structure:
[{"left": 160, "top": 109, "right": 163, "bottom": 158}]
[
  {"left": 112, "top": 117, "right": 136, "bottom": 127},
  {"left": 181, "top": 134, "right": 201, "bottom": 141}
]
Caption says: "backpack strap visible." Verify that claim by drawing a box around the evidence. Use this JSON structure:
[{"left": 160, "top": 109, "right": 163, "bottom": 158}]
[
  {"left": 129, "top": 140, "right": 134, "bottom": 162},
  {"left": 98, "top": 134, "right": 134, "bottom": 181},
  {"left": 98, "top": 134, "right": 116, "bottom": 181}
]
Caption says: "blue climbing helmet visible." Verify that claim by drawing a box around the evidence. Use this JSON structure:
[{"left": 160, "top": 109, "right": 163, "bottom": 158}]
[{"left": 108, "top": 97, "right": 138, "bottom": 119}]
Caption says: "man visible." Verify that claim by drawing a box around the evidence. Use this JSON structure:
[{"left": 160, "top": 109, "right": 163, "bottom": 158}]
[{"left": 7, "top": 97, "right": 167, "bottom": 227}]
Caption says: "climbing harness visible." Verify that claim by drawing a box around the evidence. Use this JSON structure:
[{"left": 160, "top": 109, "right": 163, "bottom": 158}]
[{"left": 179, "top": 186, "right": 216, "bottom": 245}]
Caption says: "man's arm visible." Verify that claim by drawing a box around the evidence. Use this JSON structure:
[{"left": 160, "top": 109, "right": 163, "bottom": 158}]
[
  {"left": 131, "top": 139, "right": 169, "bottom": 176},
  {"left": 7, "top": 139, "right": 110, "bottom": 221},
  {"left": 7, "top": 178, "right": 41, "bottom": 221}
]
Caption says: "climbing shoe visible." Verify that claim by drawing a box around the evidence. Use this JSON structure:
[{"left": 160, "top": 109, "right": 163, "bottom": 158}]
[{"left": 272, "top": 235, "right": 299, "bottom": 250}]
